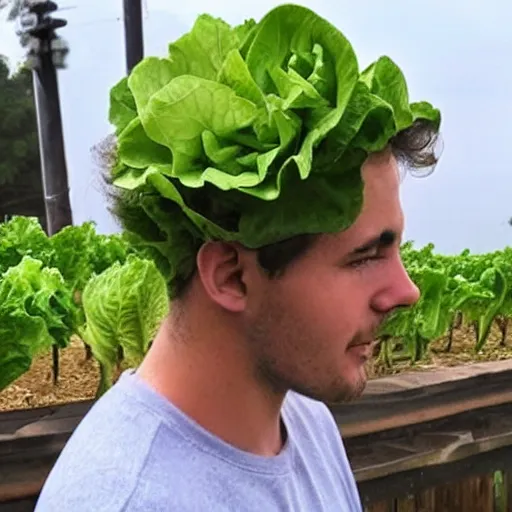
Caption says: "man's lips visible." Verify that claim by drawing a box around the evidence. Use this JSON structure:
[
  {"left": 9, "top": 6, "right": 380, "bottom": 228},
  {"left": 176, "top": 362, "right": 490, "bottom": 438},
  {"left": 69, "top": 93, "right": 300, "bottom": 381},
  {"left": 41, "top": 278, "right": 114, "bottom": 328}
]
[
  {"left": 347, "top": 339, "right": 376, "bottom": 349},
  {"left": 346, "top": 342, "right": 373, "bottom": 362},
  {"left": 346, "top": 338, "right": 378, "bottom": 361}
]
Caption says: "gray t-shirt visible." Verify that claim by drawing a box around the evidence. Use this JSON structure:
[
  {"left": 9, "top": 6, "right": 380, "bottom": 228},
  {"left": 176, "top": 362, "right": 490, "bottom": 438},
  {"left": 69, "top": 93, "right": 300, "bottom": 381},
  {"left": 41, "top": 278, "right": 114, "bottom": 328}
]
[{"left": 35, "top": 370, "right": 362, "bottom": 511}]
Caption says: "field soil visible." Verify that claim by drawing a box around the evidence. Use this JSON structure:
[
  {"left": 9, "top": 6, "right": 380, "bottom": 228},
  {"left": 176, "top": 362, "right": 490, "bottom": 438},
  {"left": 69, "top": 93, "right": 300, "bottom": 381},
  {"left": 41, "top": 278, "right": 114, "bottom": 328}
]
[
  {"left": 368, "top": 321, "right": 512, "bottom": 378},
  {"left": 2, "top": 323, "right": 512, "bottom": 412}
]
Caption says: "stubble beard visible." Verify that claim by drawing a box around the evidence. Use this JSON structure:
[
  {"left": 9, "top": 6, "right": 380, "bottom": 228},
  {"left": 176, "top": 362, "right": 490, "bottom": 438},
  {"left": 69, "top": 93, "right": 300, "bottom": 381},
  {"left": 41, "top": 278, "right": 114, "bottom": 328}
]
[
  {"left": 245, "top": 304, "right": 369, "bottom": 405},
  {"left": 327, "top": 369, "right": 367, "bottom": 404},
  {"left": 254, "top": 351, "right": 368, "bottom": 405}
]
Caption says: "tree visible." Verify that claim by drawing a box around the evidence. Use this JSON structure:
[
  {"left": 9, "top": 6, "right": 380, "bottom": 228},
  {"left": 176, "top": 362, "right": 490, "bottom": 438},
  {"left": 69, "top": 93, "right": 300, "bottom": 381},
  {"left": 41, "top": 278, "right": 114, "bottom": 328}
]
[
  {"left": 0, "top": 56, "right": 46, "bottom": 226},
  {"left": 1, "top": 0, "right": 31, "bottom": 49},
  {"left": 0, "top": 0, "right": 23, "bottom": 21}
]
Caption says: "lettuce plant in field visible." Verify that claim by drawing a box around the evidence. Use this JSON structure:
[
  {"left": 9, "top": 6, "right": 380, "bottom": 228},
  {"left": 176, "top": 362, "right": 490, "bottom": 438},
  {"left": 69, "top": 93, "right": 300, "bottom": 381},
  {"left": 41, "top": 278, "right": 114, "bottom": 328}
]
[
  {"left": 0, "top": 216, "right": 148, "bottom": 391},
  {"left": 0, "top": 256, "right": 79, "bottom": 391},
  {"left": 107, "top": 4, "right": 441, "bottom": 292},
  {"left": 0, "top": 216, "right": 52, "bottom": 274},
  {"left": 81, "top": 255, "right": 169, "bottom": 396}
]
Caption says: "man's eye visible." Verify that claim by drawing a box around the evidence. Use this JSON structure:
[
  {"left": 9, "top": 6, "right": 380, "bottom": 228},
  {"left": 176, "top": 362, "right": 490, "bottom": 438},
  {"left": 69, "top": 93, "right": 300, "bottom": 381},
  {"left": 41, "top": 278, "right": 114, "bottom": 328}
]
[{"left": 349, "top": 256, "right": 379, "bottom": 268}]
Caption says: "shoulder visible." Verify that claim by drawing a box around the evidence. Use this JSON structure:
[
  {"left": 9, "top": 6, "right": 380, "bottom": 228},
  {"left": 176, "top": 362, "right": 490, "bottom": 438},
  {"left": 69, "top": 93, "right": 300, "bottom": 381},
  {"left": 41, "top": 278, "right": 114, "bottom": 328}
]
[{"left": 34, "top": 372, "right": 183, "bottom": 511}]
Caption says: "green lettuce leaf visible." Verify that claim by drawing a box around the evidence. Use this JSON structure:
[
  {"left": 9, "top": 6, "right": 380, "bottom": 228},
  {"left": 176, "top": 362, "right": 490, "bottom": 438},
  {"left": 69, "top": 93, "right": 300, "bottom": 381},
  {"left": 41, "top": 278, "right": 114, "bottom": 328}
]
[
  {"left": 48, "top": 221, "right": 97, "bottom": 292},
  {"left": 82, "top": 255, "right": 169, "bottom": 394},
  {"left": 0, "top": 216, "right": 52, "bottom": 274},
  {"left": 108, "top": 77, "right": 137, "bottom": 135},
  {"left": 140, "top": 76, "right": 258, "bottom": 181},
  {"left": 0, "top": 256, "right": 77, "bottom": 391},
  {"left": 166, "top": 14, "right": 250, "bottom": 81},
  {"left": 106, "top": 4, "right": 441, "bottom": 291}
]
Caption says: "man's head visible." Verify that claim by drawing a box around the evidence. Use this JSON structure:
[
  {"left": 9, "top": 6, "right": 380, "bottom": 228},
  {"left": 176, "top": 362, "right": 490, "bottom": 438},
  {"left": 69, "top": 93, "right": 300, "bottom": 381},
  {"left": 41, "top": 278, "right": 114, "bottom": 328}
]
[
  {"left": 100, "top": 121, "right": 438, "bottom": 405},
  {"left": 178, "top": 140, "right": 424, "bottom": 404}
]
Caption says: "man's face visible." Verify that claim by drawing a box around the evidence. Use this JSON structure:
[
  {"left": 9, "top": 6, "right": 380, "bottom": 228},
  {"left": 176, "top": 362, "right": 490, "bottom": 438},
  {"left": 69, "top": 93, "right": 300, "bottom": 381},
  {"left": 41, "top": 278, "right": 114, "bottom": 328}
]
[{"left": 243, "top": 149, "right": 420, "bottom": 403}]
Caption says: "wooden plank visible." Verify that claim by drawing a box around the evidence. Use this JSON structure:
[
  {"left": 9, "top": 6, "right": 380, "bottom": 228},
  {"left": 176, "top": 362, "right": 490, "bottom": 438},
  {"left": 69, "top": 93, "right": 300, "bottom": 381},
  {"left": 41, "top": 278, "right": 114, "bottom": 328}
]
[
  {"left": 0, "top": 498, "right": 37, "bottom": 512},
  {"left": 414, "top": 489, "right": 435, "bottom": 512},
  {"left": 339, "top": 387, "right": 512, "bottom": 439},
  {"left": 0, "top": 431, "right": 72, "bottom": 462},
  {"left": 433, "top": 480, "right": 460, "bottom": 512},
  {"left": 352, "top": 431, "right": 478, "bottom": 482},
  {"left": 502, "top": 470, "right": 512, "bottom": 512},
  {"left": 347, "top": 402, "right": 512, "bottom": 484},
  {"left": 468, "top": 475, "right": 494, "bottom": 512},
  {"left": 357, "top": 443, "right": 512, "bottom": 506},
  {"left": 396, "top": 495, "right": 416, "bottom": 511},
  {"left": 395, "top": 490, "right": 442, "bottom": 512},
  {"left": 364, "top": 501, "right": 394, "bottom": 512},
  {"left": 363, "top": 359, "right": 512, "bottom": 395},
  {"left": 0, "top": 457, "right": 56, "bottom": 502},
  {"left": 432, "top": 474, "right": 494, "bottom": 512},
  {"left": 0, "top": 400, "right": 92, "bottom": 437},
  {"left": 332, "top": 360, "right": 512, "bottom": 438}
]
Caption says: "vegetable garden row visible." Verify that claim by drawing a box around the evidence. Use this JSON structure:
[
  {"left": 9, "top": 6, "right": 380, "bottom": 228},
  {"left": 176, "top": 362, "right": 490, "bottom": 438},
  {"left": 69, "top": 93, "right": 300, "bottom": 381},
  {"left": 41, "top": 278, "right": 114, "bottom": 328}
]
[{"left": 1, "top": 214, "right": 512, "bottom": 403}]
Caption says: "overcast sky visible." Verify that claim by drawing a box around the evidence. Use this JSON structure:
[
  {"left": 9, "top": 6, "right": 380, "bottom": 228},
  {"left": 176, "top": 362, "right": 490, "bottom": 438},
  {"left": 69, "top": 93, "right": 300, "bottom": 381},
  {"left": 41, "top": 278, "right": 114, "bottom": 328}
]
[{"left": 1, "top": 0, "right": 511, "bottom": 255}]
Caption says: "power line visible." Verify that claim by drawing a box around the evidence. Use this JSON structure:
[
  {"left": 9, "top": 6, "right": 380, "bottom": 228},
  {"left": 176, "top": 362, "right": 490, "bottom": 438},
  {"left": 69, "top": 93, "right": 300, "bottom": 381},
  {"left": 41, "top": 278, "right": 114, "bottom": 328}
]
[{"left": 73, "top": 16, "right": 121, "bottom": 28}]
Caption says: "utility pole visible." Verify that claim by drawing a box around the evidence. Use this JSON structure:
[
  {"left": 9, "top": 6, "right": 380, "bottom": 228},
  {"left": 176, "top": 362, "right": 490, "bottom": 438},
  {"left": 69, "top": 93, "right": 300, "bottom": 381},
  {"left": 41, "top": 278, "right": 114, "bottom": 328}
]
[
  {"left": 18, "top": 0, "right": 72, "bottom": 237},
  {"left": 123, "top": 0, "right": 144, "bottom": 73},
  {"left": 18, "top": 0, "right": 71, "bottom": 385}
]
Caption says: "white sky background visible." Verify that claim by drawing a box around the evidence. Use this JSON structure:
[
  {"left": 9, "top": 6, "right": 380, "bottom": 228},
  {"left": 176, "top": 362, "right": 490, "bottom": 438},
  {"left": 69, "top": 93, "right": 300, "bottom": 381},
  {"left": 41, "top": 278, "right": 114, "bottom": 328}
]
[{"left": 0, "top": 0, "right": 511, "bottom": 254}]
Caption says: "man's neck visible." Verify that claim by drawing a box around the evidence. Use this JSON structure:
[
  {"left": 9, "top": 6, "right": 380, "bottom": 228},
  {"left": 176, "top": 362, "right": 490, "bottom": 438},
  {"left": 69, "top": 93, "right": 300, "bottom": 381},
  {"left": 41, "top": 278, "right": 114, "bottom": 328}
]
[{"left": 136, "top": 316, "right": 287, "bottom": 458}]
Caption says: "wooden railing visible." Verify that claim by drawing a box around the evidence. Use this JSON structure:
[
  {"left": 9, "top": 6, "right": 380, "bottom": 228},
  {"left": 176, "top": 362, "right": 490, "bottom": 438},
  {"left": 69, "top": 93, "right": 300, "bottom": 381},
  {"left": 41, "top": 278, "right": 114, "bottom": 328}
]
[
  {"left": 363, "top": 472, "right": 512, "bottom": 512},
  {"left": 2, "top": 359, "right": 512, "bottom": 511},
  {"left": 335, "top": 360, "right": 512, "bottom": 511}
]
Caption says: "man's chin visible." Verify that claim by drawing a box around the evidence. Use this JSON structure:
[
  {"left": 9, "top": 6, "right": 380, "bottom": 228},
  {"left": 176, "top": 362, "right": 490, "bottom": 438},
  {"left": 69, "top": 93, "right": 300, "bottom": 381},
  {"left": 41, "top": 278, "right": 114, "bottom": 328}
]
[
  {"left": 316, "top": 378, "right": 367, "bottom": 405},
  {"left": 288, "top": 371, "right": 368, "bottom": 405},
  {"left": 335, "top": 374, "right": 368, "bottom": 403}
]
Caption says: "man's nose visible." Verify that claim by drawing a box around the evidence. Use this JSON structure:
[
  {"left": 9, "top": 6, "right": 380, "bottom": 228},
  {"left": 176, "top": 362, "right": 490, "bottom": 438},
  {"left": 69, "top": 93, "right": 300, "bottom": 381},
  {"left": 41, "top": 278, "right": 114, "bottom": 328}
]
[{"left": 372, "top": 261, "right": 420, "bottom": 313}]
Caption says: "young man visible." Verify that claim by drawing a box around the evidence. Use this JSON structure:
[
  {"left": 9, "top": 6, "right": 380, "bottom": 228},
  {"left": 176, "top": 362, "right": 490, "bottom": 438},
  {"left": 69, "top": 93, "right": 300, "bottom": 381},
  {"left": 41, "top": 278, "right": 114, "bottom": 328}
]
[{"left": 35, "top": 4, "right": 441, "bottom": 511}]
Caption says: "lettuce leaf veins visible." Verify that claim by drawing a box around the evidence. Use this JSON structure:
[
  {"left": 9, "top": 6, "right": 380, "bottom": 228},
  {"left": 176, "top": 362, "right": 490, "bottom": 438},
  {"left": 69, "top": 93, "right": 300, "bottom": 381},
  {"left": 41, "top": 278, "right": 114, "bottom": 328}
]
[{"left": 106, "top": 4, "right": 441, "bottom": 292}]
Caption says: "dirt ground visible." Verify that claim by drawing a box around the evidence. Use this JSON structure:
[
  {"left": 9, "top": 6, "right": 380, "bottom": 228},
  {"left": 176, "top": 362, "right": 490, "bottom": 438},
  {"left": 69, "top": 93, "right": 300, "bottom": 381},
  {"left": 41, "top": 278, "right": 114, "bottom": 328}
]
[
  {"left": 0, "top": 337, "right": 101, "bottom": 412},
  {"left": 368, "top": 322, "right": 512, "bottom": 378},
  {"left": 2, "top": 323, "right": 512, "bottom": 412}
]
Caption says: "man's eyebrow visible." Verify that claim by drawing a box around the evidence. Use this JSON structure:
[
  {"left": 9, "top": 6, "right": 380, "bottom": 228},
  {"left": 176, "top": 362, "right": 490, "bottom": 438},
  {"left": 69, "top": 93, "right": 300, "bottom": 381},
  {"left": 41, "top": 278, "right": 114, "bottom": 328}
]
[{"left": 350, "top": 230, "right": 397, "bottom": 255}]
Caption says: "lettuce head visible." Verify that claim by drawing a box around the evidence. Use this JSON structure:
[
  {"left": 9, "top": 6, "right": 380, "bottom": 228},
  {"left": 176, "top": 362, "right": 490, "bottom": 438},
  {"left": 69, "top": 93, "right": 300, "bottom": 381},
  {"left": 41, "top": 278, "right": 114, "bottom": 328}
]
[{"left": 106, "top": 4, "right": 441, "bottom": 292}]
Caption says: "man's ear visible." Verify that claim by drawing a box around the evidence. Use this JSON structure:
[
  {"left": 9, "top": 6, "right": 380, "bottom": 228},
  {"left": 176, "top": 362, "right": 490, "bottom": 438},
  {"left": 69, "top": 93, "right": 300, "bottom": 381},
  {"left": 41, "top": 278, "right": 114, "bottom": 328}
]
[{"left": 196, "top": 241, "right": 252, "bottom": 312}]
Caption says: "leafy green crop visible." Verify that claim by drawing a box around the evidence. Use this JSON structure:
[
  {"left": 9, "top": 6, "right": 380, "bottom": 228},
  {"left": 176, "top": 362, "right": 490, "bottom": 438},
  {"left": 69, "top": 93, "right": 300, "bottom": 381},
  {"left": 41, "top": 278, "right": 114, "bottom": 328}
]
[
  {"left": 0, "top": 216, "right": 52, "bottom": 273},
  {"left": 0, "top": 256, "right": 78, "bottom": 390},
  {"left": 378, "top": 243, "right": 511, "bottom": 366},
  {"left": 82, "top": 255, "right": 169, "bottom": 396},
  {"left": 107, "top": 4, "right": 440, "bottom": 291},
  {"left": 0, "top": 216, "right": 167, "bottom": 394},
  {"left": 1, "top": 214, "right": 512, "bottom": 393}
]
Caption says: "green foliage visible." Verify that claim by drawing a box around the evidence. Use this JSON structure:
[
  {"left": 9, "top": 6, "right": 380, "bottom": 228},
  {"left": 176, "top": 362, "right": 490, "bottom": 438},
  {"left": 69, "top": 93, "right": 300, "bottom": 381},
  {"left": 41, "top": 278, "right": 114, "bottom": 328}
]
[
  {"left": 0, "top": 61, "right": 37, "bottom": 184},
  {"left": 380, "top": 242, "right": 512, "bottom": 364},
  {"left": 0, "top": 216, "right": 168, "bottom": 393},
  {"left": 106, "top": 5, "right": 440, "bottom": 291},
  {"left": 3, "top": 214, "right": 512, "bottom": 395},
  {"left": 0, "top": 58, "right": 45, "bottom": 220},
  {"left": 82, "top": 255, "right": 169, "bottom": 396},
  {"left": 0, "top": 256, "right": 78, "bottom": 390}
]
